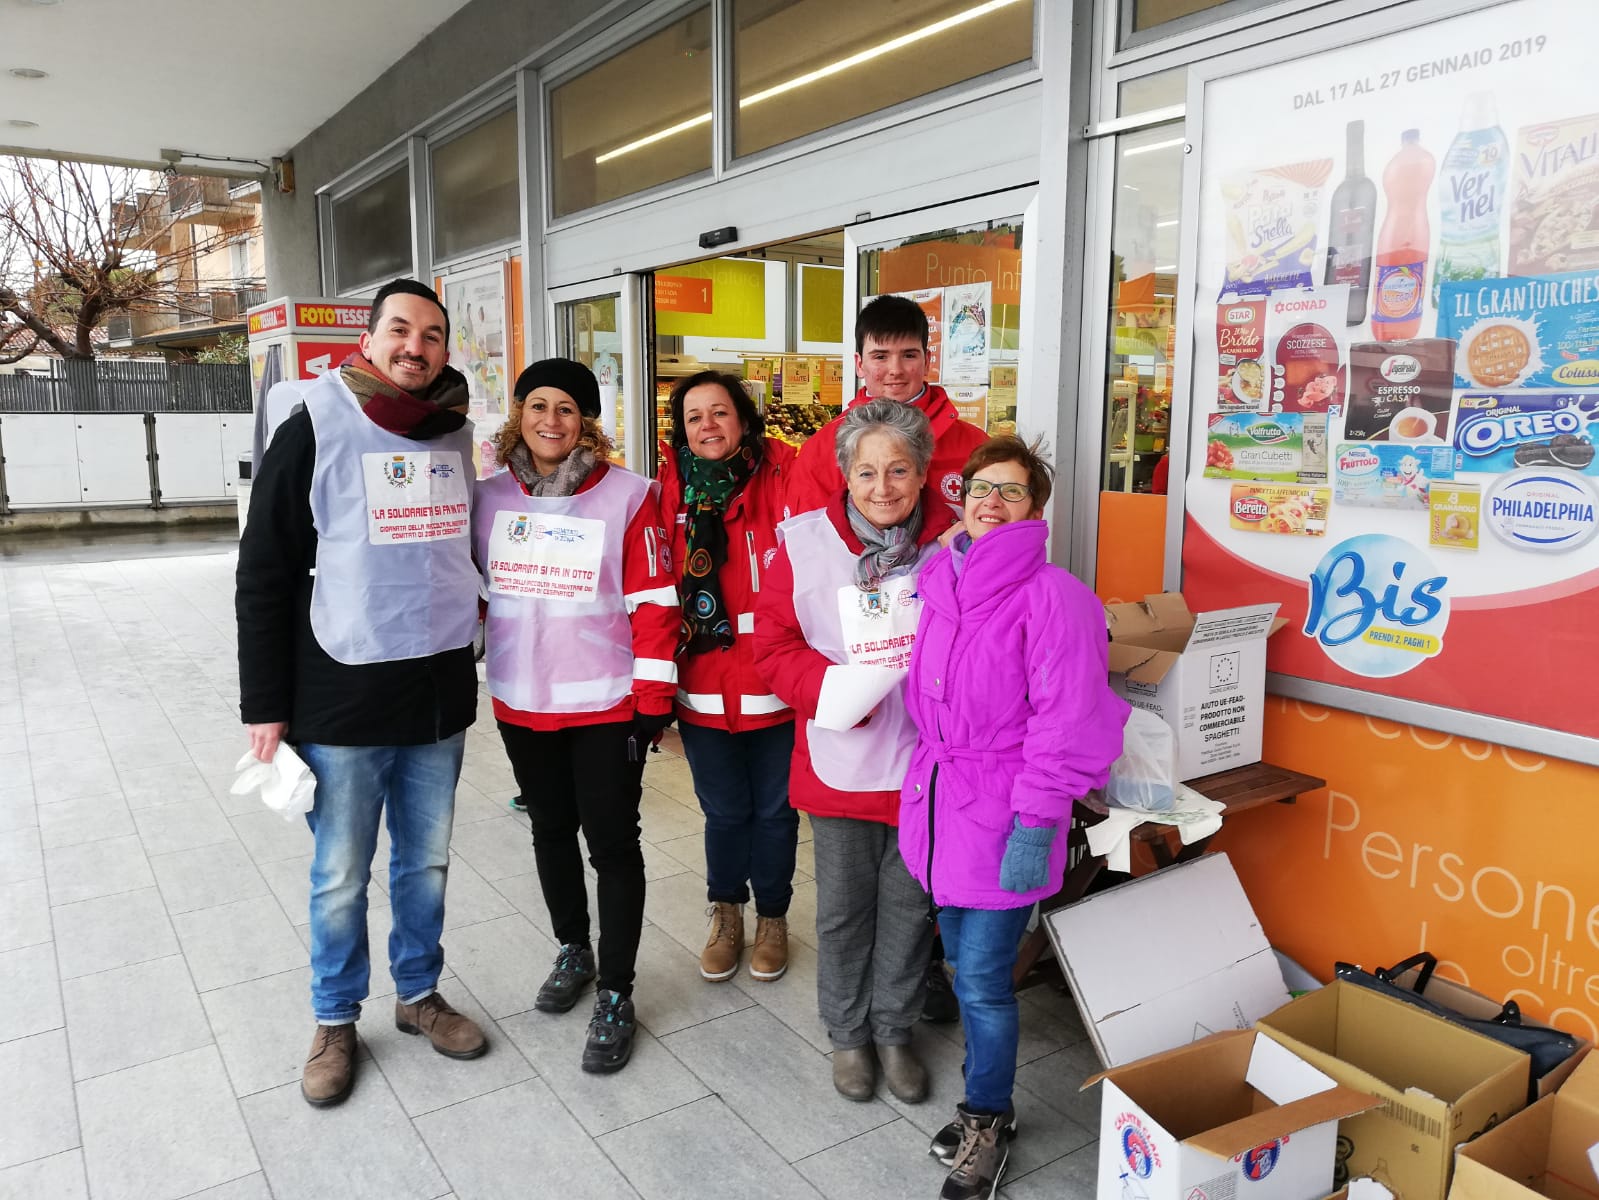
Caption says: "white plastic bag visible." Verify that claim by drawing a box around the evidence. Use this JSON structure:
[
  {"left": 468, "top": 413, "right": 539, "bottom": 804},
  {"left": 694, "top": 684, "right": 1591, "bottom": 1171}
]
[
  {"left": 1105, "top": 707, "right": 1177, "bottom": 813},
  {"left": 232, "top": 745, "right": 316, "bottom": 822}
]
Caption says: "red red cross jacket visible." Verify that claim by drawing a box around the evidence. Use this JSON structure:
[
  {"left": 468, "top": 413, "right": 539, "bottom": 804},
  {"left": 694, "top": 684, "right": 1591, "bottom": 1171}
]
[
  {"left": 656, "top": 436, "right": 796, "bottom": 734},
  {"left": 784, "top": 385, "right": 990, "bottom": 519}
]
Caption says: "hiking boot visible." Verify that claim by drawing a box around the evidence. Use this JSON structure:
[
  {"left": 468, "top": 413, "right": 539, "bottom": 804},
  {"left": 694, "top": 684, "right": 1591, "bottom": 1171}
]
[
  {"left": 876, "top": 1041, "right": 929, "bottom": 1103},
  {"left": 700, "top": 902, "right": 744, "bottom": 982},
  {"left": 930, "top": 1105, "right": 1016, "bottom": 1165},
  {"left": 922, "top": 958, "right": 960, "bottom": 1024},
  {"left": 301, "top": 1023, "right": 357, "bottom": 1107},
  {"left": 535, "top": 944, "right": 596, "bottom": 1013},
  {"left": 581, "top": 989, "right": 636, "bottom": 1074},
  {"left": 941, "top": 1104, "right": 1012, "bottom": 1200},
  {"left": 832, "top": 1046, "right": 876, "bottom": 1101},
  {"left": 749, "top": 915, "right": 789, "bottom": 981},
  {"left": 394, "top": 991, "right": 488, "bottom": 1059}
]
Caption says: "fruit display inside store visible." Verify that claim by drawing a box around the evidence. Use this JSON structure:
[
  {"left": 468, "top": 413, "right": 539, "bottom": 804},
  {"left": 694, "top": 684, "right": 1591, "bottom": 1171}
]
[{"left": 766, "top": 403, "right": 837, "bottom": 446}]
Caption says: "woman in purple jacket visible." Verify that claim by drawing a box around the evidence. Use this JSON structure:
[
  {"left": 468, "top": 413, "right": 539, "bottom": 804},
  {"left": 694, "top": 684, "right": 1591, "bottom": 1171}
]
[{"left": 900, "top": 436, "right": 1129, "bottom": 1200}]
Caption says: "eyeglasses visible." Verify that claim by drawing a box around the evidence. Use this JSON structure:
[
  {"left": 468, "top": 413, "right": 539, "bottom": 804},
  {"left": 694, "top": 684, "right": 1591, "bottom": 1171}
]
[{"left": 964, "top": 478, "right": 1032, "bottom": 502}]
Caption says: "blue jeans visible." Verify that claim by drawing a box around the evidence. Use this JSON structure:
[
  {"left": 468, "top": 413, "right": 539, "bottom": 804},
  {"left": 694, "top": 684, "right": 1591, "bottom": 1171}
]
[
  {"left": 299, "top": 734, "right": 465, "bottom": 1024},
  {"left": 677, "top": 721, "right": 798, "bottom": 917},
  {"left": 938, "top": 903, "right": 1035, "bottom": 1113}
]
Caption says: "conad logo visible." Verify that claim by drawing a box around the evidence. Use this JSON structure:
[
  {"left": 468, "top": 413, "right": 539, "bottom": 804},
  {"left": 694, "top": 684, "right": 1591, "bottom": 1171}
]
[{"left": 1380, "top": 355, "right": 1422, "bottom": 383}]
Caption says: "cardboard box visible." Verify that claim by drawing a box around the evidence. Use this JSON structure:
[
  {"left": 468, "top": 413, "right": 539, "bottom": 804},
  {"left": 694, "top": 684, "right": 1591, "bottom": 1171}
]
[
  {"left": 1047, "top": 853, "right": 1292, "bottom": 1067},
  {"left": 1105, "top": 594, "right": 1287, "bottom": 781},
  {"left": 1448, "top": 1055, "right": 1599, "bottom": 1200},
  {"left": 1257, "top": 981, "right": 1532, "bottom": 1200},
  {"left": 1381, "top": 964, "right": 1590, "bottom": 1100},
  {"left": 1088, "top": 1030, "right": 1378, "bottom": 1200}
]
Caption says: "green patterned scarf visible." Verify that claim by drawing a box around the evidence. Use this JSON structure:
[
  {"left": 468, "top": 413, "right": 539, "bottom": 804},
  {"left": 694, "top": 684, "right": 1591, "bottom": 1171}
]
[{"left": 677, "top": 439, "right": 759, "bottom": 656}]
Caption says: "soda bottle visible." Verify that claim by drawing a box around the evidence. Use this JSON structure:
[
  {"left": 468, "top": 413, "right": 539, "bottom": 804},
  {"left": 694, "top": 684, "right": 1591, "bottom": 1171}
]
[
  {"left": 1325, "top": 119, "right": 1379, "bottom": 325},
  {"left": 1371, "top": 130, "right": 1436, "bottom": 342},
  {"left": 1434, "top": 93, "right": 1509, "bottom": 302}
]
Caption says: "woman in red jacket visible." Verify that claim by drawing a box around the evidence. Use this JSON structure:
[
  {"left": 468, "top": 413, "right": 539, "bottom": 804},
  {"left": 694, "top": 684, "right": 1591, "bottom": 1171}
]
[
  {"left": 471, "top": 358, "right": 680, "bottom": 1076},
  {"left": 753, "top": 398, "right": 952, "bottom": 1106},
  {"left": 656, "top": 371, "right": 798, "bottom": 985}
]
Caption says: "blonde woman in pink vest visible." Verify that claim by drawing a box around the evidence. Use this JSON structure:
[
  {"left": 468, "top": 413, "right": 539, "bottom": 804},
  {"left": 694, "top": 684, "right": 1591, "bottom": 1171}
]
[
  {"left": 471, "top": 359, "right": 680, "bottom": 1076},
  {"left": 753, "top": 398, "right": 953, "bottom": 1105}
]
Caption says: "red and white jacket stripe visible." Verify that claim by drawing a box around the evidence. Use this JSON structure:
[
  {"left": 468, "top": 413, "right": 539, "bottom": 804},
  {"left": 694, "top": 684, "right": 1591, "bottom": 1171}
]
[
  {"left": 492, "top": 461, "right": 681, "bottom": 732},
  {"left": 656, "top": 437, "right": 796, "bottom": 733}
]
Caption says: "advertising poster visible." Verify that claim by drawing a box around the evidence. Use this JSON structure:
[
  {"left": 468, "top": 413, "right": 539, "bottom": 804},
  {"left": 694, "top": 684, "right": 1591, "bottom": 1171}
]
[
  {"left": 889, "top": 288, "right": 943, "bottom": 381},
  {"left": 940, "top": 281, "right": 992, "bottom": 385},
  {"left": 1181, "top": 0, "right": 1599, "bottom": 743},
  {"left": 443, "top": 267, "right": 509, "bottom": 436}
]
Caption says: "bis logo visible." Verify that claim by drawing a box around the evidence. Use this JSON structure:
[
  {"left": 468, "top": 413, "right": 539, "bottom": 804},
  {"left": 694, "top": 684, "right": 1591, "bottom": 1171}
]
[{"left": 1303, "top": 534, "right": 1449, "bottom": 678}]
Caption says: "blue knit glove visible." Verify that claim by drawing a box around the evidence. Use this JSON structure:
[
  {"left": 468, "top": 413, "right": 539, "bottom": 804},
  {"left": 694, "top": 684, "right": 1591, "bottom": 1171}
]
[{"left": 999, "top": 817, "right": 1056, "bottom": 893}]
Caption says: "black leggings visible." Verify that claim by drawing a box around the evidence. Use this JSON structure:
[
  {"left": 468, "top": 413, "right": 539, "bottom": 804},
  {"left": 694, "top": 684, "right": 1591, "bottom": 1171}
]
[{"left": 497, "top": 719, "right": 647, "bottom": 995}]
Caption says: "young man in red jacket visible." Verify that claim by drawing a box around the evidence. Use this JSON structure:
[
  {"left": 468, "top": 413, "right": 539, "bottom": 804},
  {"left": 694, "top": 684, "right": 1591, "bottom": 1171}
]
[
  {"left": 785, "top": 292, "right": 985, "bottom": 1023},
  {"left": 786, "top": 294, "right": 988, "bottom": 521}
]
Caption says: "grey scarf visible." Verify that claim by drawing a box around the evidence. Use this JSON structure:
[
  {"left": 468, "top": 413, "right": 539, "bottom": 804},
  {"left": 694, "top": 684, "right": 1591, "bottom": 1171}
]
[
  {"left": 508, "top": 442, "right": 597, "bottom": 498},
  {"left": 845, "top": 494, "right": 924, "bottom": 591}
]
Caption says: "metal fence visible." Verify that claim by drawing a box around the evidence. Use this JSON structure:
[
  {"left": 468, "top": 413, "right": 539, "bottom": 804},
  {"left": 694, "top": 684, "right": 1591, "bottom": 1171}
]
[{"left": 0, "top": 360, "right": 251, "bottom": 414}]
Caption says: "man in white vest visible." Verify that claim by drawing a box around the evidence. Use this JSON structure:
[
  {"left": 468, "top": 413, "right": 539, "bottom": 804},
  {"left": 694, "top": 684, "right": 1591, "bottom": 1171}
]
[{"left": 236, "top": 278, "right": 487, "bottom": 1108}]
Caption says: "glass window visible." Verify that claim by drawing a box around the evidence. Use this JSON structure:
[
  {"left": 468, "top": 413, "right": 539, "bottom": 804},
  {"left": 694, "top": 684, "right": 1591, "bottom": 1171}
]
[
  {"left": 332, "top": 163, "right": 411, "bottom": 293},
  {"left": 1099, "top": 123, "right": 1184, "bottom": 497},
  {"left": 733, "top": 0, "right": 1036, "bottom": 159},
  {"left": 858, "top": 215, "right": 1025, "bottom": 439},
  {"left": 1130, "top": 0, "right": 1237, "bottom": 33},
  {"left": 1117, "top": 67, "right": 1186, "bottom": 117},
  {"left": 431, "top": 107, "right": 520, "bottom": 262},
  {"left": 548, "top": 8, "right": 713, "bottom": 218},
  {"left": 554, "top": 293, "right": 628, "bottom": 465}
]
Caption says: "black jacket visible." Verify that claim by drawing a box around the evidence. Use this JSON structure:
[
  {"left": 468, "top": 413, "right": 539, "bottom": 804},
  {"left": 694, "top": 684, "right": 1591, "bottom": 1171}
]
[{"left": 235, "top": 408, "right": 478, "bottom": 746}]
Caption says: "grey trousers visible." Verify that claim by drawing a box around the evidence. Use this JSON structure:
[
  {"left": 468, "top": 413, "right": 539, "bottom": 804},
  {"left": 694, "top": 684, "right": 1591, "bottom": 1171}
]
[{"left": 809, "top": 814, "right": 934, "bottom": 1050}]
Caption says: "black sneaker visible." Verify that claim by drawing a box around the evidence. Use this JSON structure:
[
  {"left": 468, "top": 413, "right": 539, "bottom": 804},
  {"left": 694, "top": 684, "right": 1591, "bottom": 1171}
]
[
  {"left": 534, "top": 944, "right": 595, "bottom": 1013},
  {"left": 929, "top": 1105, "right": 1016, "bottom": 1165},
  {"left": 508, "top": 794, "right": 527, "bottom": 813},
  {"left": 581, "top": 989, "right": 636, "bottom": 1074},
  {"left": 922, "top": 959, "right": 960, "bottom": 1024}
]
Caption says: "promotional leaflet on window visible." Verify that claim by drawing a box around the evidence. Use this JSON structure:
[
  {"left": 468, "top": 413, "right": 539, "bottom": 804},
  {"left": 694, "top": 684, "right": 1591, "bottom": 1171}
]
[{"left": 1180, "top": 0, "right": 1599, "bottom": 743}]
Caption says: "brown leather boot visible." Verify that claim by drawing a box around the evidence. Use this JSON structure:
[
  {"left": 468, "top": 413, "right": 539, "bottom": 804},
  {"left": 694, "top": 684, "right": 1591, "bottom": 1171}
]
[
  {"left": 700, "top": 902, "right": 744, "bottom": 982},
  {"left": 749, "top": 915, "right": 789, "bottom": 982},
  {"left": 394, "top": 991, "right": 488, "bottom": 1059},
  {"left": 301, "top": 1023, "right": 357, "bottom": 1107}
]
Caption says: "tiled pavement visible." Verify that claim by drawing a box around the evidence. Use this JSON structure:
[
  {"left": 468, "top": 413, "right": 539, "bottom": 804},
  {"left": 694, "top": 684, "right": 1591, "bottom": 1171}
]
[{"left": 0, "top": 547, "right": 1102, "bottom": 1200}]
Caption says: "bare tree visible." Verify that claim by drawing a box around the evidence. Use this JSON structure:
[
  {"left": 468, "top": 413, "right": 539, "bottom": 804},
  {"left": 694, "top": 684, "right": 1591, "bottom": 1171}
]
[{"left": 0, "top": 157, "right": 257, "bottom": 363}]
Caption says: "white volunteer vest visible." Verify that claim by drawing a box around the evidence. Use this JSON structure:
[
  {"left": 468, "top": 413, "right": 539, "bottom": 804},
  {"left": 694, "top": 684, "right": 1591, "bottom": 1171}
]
[
  {"left": 304, "top": 370, "right": 479, "bottom": 665},
  {"left": 472, "top": 464, "right": 652, "bottom": 713},
  {"left": 781, "top": 508, "right": 935, "bottom": 792}
]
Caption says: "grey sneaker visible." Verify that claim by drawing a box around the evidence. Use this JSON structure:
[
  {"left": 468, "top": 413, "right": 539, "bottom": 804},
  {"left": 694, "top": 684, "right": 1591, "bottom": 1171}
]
[
  {"left": 930, "top": 1104, "right": 1016, "bottom": 1165},
  {"left": 940, "top": 1104, "right": 1012, "bottom": 1200},
  {"left": 535, "top": 944, "right": 596, "bottom": 1013}
]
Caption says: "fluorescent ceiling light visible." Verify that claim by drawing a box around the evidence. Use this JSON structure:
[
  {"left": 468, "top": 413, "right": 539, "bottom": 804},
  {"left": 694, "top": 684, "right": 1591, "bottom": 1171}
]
[
  {"left": 1155, "top": 264, "right": 1178, "bottom": 272},
  {"left": 594, "top": 0, "right": 1026, "bottom": 164},
  {"left": 1123, "top": 137, "right": 1184, "bottom": 156},
  {"left": 1156, "top": 219, "right": 1178, "bottom": 228}
]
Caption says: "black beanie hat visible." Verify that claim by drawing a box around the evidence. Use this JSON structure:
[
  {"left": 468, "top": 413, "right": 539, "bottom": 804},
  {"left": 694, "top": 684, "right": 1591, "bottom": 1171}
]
[
  {"left": 514, "top": 358, "right": 601, "bottom": 419},
  {"left": 369, "top": 278, "right": 450, "bottom": 341}
]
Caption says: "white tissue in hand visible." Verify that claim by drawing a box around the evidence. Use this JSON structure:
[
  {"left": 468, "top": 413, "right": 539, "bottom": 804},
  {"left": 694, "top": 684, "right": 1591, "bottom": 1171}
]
[{"left": 232, "top": 745, "right": 315, "bottom": 821}]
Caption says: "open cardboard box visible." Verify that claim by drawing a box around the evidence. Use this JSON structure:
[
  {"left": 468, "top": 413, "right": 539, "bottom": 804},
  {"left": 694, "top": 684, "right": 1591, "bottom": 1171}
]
[
  {"left": 1257, "top": 981, "right": 1532, "bottom": 1200},
  {"left": 1105, "top": 593, "right": 1286, "bottom": 781},
  {"left": 1085, "top": 1030, "right": 1379, "bottom": 1200},
  {"left": 1449, "top": 1054, "right": 1599, "bottom": 1200},
  {"left": 1047, "top": 853, "right": 1292, "bottom": 1067},
  {"left": 1380, "top": 963, "right": 1590, "bottom": 1100}
]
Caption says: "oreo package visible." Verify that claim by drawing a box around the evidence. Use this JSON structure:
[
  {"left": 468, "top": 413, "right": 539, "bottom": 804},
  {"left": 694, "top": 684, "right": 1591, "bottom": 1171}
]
[{"left": 1453, "top": 390, "right": 1599, "bottom": 476}]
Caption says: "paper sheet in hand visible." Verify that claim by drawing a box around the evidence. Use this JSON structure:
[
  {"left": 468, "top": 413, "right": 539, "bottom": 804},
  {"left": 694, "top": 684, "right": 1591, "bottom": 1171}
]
[{"left": 812, "top": 664, "right": 905, "bottom": 731}]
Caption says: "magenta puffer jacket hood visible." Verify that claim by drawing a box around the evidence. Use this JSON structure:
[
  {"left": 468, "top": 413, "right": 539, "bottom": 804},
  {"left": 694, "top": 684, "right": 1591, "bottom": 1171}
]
[{"left": 899, "top": 520, "right": 1130, "bottom": 910}]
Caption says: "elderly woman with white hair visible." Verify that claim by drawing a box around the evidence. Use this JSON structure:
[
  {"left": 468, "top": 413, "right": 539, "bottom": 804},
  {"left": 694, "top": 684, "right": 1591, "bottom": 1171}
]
[{"left": 754, "top": 398, "right": 953, "bottom": 1105}]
